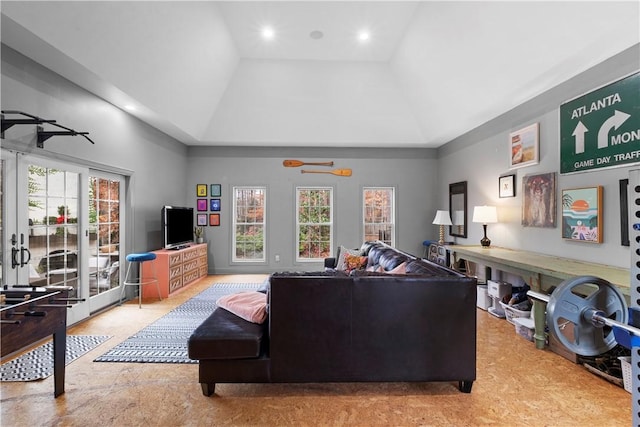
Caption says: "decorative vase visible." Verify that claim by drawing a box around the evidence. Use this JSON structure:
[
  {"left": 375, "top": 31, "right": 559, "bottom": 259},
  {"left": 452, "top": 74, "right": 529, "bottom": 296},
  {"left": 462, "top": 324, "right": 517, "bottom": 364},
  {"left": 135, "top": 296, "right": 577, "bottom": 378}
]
[{"left": 197, "top": 237, "right": 204, "bottom": 244}]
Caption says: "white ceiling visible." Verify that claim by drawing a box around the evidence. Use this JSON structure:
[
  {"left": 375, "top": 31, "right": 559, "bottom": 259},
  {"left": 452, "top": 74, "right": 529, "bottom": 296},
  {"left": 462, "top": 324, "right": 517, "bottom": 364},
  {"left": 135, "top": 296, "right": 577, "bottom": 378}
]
[{"left": 1, "top": 1, "right": 638, "bottom": 148}]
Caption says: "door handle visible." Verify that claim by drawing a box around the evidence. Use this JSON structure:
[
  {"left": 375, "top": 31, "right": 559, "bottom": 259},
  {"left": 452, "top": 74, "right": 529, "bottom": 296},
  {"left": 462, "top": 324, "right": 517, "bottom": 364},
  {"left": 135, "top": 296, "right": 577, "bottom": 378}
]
[
  {"left": 11, "top": 247, "right": 20, "bottom": 269},
  {"left": 20, "top": 246, "right": 31, "bottom": 267}
]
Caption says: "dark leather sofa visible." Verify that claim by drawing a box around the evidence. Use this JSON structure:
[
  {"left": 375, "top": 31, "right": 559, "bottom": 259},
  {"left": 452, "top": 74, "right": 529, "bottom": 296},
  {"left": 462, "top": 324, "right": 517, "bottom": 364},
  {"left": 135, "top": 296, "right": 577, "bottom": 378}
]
[{"left": 188, "top": 241, "right": 477, "bottom": 396}]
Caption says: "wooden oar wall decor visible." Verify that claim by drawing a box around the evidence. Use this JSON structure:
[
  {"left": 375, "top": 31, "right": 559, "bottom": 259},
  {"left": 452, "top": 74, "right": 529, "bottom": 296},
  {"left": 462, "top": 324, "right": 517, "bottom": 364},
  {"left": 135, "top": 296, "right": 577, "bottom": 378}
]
[
  {"left": 283, "top": 159, "right": 352, "bottom": 177},
  {"left": 283, "top": 159, "right": 333, "bottom": 167}
]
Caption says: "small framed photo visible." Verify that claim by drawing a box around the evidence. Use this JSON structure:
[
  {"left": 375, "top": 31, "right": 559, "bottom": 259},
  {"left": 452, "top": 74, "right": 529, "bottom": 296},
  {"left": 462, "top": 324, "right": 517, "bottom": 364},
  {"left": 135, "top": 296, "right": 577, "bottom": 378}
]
[
  {"left": 561, "top": 186, "right": 603, "bottom": 243},
  {"left": 197, "top": 199, "right": 207, "bottom": 211},
  {"left": 210, "top": 184, "right": 221, "bottom": 197},
  {"left": 210, "top": 198, "right": 221, "bottom": 211},
  {"left": 499, "top": 174, "right": 516, "bottom": 198},
  {"left": 509, "top": 123, "right": 539, "bottom": 169},
  {"left": 196, "top": 214, "right": 207, "bottom": 226},
  {"left": 209, "top": 213, "right": 220, "bottom": 226},
  {"left": 196, "top": 184, "right": 207, "bottom": 197}
]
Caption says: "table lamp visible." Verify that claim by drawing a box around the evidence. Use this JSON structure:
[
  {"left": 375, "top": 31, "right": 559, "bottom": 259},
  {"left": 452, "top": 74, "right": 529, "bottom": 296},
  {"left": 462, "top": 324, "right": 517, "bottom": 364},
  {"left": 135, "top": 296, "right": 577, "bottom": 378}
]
[
  {"left": 432, "top": 210, "right": 453, "bottom": 245},
  {"left": 472, "top": 206, "right": 497, "bottom": 247}
]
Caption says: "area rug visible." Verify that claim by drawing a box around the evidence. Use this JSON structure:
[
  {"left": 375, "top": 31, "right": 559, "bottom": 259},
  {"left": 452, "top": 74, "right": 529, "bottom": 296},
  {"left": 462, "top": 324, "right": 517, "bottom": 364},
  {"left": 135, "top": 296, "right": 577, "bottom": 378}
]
[
  {"left": 1, "top": 335, "right": 112, "bottom": 381},
  {"left": 94, "top": 282, "right": 261, "bottom": 364}
]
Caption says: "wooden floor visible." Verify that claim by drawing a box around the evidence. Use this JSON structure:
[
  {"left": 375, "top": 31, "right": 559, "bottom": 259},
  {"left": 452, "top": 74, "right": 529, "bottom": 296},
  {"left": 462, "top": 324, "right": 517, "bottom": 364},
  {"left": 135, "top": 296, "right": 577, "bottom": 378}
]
[{"left": 1, "top": 274, "right": 632, "bottom": 426}]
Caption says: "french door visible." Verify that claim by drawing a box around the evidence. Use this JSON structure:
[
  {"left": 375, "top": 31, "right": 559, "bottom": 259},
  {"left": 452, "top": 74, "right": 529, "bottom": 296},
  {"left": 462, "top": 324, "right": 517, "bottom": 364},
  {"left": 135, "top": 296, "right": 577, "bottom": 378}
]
[{"left": 1, "top": 149, "right": 124, "bottom": 325}]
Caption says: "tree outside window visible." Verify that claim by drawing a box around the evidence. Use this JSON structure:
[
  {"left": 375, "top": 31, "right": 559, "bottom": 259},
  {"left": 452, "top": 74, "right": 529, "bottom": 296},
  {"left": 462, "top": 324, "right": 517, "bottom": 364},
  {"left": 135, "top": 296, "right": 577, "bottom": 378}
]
[{"left": 297, "top": 187, "right": 332, "bottom": 261}]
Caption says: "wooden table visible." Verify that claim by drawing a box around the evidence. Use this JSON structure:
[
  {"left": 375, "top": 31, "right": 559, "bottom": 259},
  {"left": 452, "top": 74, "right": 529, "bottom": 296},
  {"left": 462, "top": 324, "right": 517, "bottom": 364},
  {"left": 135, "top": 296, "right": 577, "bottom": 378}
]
[{"left": 447, "top": 245, "right": 630, "bottom": 349}]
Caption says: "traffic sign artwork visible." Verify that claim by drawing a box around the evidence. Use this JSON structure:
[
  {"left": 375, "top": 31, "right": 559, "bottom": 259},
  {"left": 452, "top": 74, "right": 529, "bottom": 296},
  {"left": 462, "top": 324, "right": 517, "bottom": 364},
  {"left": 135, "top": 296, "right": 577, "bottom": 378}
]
[{"left": 560, "top": 72, "right": 640, "bottom": 174}]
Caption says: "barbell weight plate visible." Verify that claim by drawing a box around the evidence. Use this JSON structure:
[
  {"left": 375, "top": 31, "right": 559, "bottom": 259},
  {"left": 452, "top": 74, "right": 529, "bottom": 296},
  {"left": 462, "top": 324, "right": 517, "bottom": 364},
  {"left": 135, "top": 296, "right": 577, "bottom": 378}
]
[{"left": 546, "top": 275, "right": 627, "bottom": 356}]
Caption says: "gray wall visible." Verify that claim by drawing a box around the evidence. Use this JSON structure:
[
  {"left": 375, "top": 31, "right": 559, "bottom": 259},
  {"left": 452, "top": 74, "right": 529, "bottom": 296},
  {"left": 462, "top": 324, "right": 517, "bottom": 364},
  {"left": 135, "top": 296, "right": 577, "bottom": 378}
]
[
  {"left": 187, "top": 146, "right": 439, "bottom": 274},
  {"left": 437, "top": 44, "right": 640, "bottom": 269},
  {"left": 1, "top": 45, "right": 189, "bottom": 254}
]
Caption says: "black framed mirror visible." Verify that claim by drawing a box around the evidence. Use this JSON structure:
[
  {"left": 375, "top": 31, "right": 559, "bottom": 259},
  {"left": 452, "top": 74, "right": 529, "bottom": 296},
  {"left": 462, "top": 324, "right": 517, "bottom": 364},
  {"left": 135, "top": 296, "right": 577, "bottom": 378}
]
[{"left": 449, "top": 181, "right": 467, "bottom": 238}]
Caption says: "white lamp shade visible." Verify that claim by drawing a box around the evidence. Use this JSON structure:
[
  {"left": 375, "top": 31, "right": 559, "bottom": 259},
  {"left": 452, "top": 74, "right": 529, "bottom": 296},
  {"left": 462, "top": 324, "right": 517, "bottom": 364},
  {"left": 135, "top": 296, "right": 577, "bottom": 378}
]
[
  {"left": 472, "top": 206, "right": 497, "bottom": 224},
  {"left": 432, "top": 210, "right": 453, "bottom": 225}
]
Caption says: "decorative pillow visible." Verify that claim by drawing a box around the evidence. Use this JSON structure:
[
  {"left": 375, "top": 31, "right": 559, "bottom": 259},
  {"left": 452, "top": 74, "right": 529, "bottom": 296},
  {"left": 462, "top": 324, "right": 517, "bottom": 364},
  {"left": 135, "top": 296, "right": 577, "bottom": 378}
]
[
  {"left": 385, "top": 262, "right": 407, "bottom": 275},
  {"left": 216, "top": 291, "right": 268, "bottom": 324},
  {"left": 336, "top": 246, "right": 362, "bottom": 271},
  {"left": 344, "top": 254, "right": 368, "bottom": 273}
]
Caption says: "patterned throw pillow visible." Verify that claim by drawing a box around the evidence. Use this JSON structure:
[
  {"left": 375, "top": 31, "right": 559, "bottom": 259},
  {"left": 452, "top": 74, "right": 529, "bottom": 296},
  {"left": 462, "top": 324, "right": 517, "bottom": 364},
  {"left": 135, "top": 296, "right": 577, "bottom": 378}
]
[
  {"left": 344, "top": 254, "right": 368, "bottom": 273},
  {"left": 336, "top": 246, "right": 363, "bottom": 271}
]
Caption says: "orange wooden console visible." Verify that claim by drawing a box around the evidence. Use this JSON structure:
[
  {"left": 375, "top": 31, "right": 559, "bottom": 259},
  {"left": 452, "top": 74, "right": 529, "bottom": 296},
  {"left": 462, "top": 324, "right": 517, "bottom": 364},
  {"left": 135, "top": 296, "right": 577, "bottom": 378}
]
[{"left": 141, "top": 243, "right": 208, "bottom": 300}]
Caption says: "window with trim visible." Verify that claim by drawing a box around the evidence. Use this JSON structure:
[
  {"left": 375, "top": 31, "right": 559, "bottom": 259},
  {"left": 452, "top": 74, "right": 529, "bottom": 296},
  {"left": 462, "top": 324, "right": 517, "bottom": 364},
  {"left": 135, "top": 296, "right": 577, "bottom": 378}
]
[
  {"left": 363, "top": 187, "right": 395, "bottom": 246},
  {"left": 296, "top": 187, "right": 332, "bottom": 262},
  {"left": 232, "top": 186, "right": 266, "bottom": 262}
]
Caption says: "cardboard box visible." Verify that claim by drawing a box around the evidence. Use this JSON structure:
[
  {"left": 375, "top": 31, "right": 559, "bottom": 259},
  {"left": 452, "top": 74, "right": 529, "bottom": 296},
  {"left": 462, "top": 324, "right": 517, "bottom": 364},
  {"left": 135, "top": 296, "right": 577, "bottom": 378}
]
[
  {"left": 476, "top": 285, "right": 492, "bottom": 310},
  {"left": 547, "top": 324, "right": 579, "bottom": 364},
  {"left": 487, "top": 280, "right": 511, "bottom": 299}
]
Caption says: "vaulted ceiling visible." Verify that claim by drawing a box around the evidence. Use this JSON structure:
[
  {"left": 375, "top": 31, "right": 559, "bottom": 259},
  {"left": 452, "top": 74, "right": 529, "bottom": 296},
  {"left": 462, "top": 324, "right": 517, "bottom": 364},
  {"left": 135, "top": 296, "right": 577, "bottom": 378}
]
[{"left": 1, "top": 1, "right": 638, "bottom": 148}]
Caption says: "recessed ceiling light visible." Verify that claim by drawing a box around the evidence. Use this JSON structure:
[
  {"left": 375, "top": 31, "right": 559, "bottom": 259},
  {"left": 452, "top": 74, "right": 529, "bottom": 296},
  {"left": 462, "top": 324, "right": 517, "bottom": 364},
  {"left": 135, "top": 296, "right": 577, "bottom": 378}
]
[
  {"left": 358, "top": 30, "right": 370, "bottom": 42},
  {"left": 310, "top": 30, "right": 324, "bottom": 40},
  {"left": 262, "top": 26, "right": 275, "bottom": 40}
]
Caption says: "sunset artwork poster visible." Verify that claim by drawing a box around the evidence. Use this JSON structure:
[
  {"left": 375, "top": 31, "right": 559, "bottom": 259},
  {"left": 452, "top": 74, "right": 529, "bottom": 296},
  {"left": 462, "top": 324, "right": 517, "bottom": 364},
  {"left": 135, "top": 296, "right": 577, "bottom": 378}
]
[{"left": 561, "top": 186, "right": 603, "bottom": 243}]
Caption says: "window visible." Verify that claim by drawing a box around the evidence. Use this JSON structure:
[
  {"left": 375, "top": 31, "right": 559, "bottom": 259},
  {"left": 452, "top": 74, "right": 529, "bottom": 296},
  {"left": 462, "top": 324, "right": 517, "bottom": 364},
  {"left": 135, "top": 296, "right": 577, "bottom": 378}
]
[
  {"left": 233, "top": 187, "right": 266, "bottom": 262},
  {"left": 363, "top": 187, "right": 395, "bottom": 246},
  {"left": 296, "top": 187, "right": 332, "bottom": 262}
]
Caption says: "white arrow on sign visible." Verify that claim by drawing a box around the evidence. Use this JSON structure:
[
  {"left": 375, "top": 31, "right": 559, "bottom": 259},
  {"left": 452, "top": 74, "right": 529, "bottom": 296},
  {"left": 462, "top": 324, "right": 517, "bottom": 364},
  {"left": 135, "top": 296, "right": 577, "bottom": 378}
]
[
  {"left": 572, "top": 121, "right": 588, "bottom": 154},
  {"left": 598, "top": 110, "right": 631, "bottom": 149}
]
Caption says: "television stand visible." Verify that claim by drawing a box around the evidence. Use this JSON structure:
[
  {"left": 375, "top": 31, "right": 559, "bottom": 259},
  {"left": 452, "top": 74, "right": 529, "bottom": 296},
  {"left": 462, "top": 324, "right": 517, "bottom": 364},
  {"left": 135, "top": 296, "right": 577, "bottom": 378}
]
[{"left": 141, "top": 243, "right": 208, "bottom": 300}]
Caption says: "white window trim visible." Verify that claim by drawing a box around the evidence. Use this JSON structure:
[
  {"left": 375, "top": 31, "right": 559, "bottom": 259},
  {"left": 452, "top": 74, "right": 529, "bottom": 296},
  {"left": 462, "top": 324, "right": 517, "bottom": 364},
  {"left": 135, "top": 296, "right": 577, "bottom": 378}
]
[
  {"left": 295, "top": 186, "right": 333, "bottom": 263},
  {"left": 362, "top": 186, "right": 396, "bottom": 246},
  {"left": 232, "top": 186, "right": 267, "bottom": 263}
]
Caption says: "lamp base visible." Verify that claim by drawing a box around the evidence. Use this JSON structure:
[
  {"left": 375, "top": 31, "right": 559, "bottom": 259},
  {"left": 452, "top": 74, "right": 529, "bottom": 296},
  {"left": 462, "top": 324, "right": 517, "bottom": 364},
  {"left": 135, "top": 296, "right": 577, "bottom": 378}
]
[{"left": 480, "top": 224, "right": 491, "bottom": 247}]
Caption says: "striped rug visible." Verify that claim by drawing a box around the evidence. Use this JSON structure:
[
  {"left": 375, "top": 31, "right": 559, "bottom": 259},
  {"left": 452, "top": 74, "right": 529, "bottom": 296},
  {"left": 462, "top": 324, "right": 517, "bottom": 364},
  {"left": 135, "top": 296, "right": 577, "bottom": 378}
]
[
  {"left": 1, "top": 335, "right": 112, "bottom": 381},
  {"left": 94, "top": 282, "right": 261, "bottom": 364}
]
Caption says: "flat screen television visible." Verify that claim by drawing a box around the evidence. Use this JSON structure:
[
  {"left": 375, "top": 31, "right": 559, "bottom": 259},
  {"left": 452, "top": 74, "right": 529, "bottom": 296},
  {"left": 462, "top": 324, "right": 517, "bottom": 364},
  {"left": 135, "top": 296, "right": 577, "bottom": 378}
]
[{"left": 161, "top": 206, "right": 194, "bottom": 249}]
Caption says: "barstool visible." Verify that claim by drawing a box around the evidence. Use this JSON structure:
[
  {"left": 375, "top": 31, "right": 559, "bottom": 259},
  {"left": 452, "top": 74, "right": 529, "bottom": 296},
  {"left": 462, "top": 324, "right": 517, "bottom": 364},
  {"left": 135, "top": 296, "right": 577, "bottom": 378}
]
[{"left": 119, "top": 252, "right": 161, "bottom": 308}]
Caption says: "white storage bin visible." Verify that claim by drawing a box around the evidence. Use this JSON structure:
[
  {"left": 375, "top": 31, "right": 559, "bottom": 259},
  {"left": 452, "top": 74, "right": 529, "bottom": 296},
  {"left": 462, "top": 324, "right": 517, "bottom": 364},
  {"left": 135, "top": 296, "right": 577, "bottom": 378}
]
[
  {"left": 513, "top": 316, "right": 535, "bottom": 342},
  {"left": 487, "top": 280, "right": 511, "bottom": 299},
  {"left": 476, "top": 285, "right": 492, "bottom": 310}
]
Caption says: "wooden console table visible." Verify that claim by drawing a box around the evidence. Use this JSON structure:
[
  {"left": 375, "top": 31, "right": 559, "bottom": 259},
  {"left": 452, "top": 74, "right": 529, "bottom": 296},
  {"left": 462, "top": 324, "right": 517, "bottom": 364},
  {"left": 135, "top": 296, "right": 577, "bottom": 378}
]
[
  {"left": 447, "top": 245, "right": 630, "bottom": 350},
  {"left": 141, "top": 243, "right": 208, "bottom": 300}
]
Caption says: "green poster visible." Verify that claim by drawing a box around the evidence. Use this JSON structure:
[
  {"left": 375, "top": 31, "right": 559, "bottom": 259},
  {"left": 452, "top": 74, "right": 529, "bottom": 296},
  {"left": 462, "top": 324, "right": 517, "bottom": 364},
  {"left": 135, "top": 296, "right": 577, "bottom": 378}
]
[{"left": 560, "top": 72, "right": 640, "bottom": 174}]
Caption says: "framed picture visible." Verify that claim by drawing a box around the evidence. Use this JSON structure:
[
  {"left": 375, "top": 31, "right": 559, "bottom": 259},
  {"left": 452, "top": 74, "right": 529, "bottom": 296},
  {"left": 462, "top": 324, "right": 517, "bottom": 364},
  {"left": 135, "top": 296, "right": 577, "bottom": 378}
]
[
  {"left": 562, "top": 186, "right": 603, "bottom": 243},
  {"left": 209, "top": 213, "right": 220, "bottom": 226},
  {"left": 196, "top": 213, "right": 207, "bottom": 226},
  {"left": 522, "top": 172, "right": 556, "bottom": 228},
  {"left": 620, "top": 179, "right": 630, "bottom": 246},
  {"left": 196, "top": 184, "right": 207, "bottom": 197},
  {"left": 196, "top": 199, "right": 207, "bottom": 211},
  {"left": 509, "top": 123, "right": 539, "bottom": 169},
  {"left": 499, "top": 174, "right": 516, "bottom": 198},
  {"left": 210, "top": 198, "right": 221, "bottom": 211},
  {"left": 210, "top": 184, "right": 221, "bottom": 197}
]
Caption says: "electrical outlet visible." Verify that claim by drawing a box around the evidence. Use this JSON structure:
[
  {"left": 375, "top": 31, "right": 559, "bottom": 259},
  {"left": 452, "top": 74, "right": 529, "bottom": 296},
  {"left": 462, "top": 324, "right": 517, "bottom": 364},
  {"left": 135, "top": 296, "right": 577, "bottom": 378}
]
[{"left": 275, "top": 254, "right": 280, "bottom": 262}]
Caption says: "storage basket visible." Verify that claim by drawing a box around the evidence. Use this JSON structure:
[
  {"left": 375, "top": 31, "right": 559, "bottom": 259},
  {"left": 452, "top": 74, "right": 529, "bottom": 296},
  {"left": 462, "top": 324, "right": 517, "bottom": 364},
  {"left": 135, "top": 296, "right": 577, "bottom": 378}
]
[
  {"left": 499, "top": 301, "right": 531, "bottom": 325},
  {"left": 619, "top": 356, "right": 632, "bottom": 393}
]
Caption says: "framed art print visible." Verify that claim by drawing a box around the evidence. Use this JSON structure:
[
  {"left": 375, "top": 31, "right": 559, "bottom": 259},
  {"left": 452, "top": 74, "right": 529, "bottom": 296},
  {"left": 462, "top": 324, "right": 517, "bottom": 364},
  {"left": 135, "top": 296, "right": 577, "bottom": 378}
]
[
  {"left": 499, "top": 174, "right": 516, "bottom": 198},
  {"left": 509, "top": 123, "right": 539, "bottom": 169},
  {"left": 562, "top": 186, "right": 603, "bottom": 243},
  {"left": 196, "top": 184, "right": 207, "bottom": 197},
  {"left": 210, "top": 198, "right": 221, "bottom": 211},
  {"left": 210, "top": 184, "right": 221, "bottom": 197},
  {"left": 209, "top": 213, "right": 220, "bottom": 226},
  {"left": 197, "top": 199, "right": 207, "bottom": 211},
  {"left": 196, "top": 213, "right": 207, "bottom": 226},
  {"left": 522, "top": 172, "right": 556, "bottom": 228}
]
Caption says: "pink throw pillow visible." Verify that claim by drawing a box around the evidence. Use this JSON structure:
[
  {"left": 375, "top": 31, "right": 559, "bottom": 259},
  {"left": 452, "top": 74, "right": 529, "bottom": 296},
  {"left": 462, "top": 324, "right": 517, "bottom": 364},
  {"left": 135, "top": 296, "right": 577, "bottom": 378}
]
[{"left": 216, "top": 291, "right": 268, "bottom": 324}]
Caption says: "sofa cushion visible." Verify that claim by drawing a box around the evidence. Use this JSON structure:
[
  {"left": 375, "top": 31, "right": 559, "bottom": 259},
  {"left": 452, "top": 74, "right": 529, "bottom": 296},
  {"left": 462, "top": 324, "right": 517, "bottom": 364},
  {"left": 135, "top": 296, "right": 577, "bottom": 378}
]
[
  {"left": 188, "top": 308, "right": 266, "bottom": 360},
  {"left": 336, "top": 245, "right": 362, "bottom": 271},
  {"left": 217, "top": 291, "right": 268, "bottom": 324}
]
